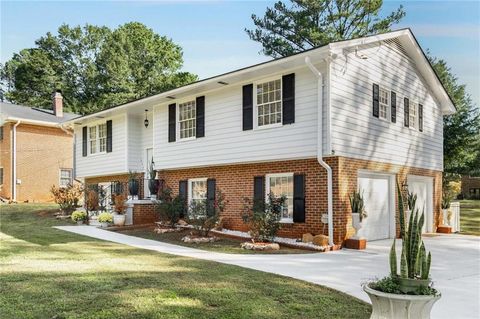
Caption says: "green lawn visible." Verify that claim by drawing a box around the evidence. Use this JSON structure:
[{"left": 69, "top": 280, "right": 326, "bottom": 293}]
[
  {"left": 116, "top": 227, "right": 313, "bottom": 254},
  {"left": 460, "top": 200, "right": 480, "bottom": 236},
  {"left": 0, "top": 204, "right": 371, "bottom": 319}
]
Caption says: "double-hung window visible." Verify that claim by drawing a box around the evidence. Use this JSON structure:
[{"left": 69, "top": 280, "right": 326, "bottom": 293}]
[
  {"left": 256, "top": 78, "right": 282, "bottom": 127},
  {"left": 179, "top": 100, "right": 196, "bottom": 139},
  {"left": 409, "top": 101, "right": 418, "bottom": 130},
  {"left": 379, "top": 88, "right": 389, "bottom": 120},
  {"left": 188, "top": 178, "right": 207, "bottom": 214},
  {"left": 88, "top": 123, "right": 107, "bottom": 154},
  {"left": 266, "top": 173, "right": 294, "bottom": 222},
  {"left": 59, "top": 169, "right": 73, "bottom": 187}
]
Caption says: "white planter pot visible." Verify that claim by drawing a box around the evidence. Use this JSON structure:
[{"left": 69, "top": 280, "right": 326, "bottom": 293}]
[
  {"left": 76, "top": 220, "right": 84, "bottom": 225},
  {"left": 113, "top": 213, "right": 126, "bottom": 226},
  {"left": 89, "top": 215, "right": 100, "bottom": 227},
  {"left": 351, "top": 213, "right": 363, "bottom": 239},
  {"left": 100, "top": 222, "right": 109, "bottom": 228},
  {"left": 363, "top": 284, "right": 440, "bottom": 319},
  {"left": 442, "top": 209, "right": 449, "bottom": 226}
]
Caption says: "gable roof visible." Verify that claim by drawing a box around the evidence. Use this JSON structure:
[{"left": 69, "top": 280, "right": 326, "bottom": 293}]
[
  {"left": 1, "top": 102, "right": 79, "bottom": 126},
  {"left": 66, "top": 28, "right": 455, "bottom": 124}
]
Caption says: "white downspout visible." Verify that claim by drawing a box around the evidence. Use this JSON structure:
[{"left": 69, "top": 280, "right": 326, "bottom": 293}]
[
  {"left": 12, "top": 120, "right": 21, "bottom": 201},
  {"left": 305, "top": 56, "right": 334, "bottom": 247}
]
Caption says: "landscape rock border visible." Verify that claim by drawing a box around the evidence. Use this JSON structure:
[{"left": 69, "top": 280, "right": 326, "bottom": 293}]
[{"left": 241, "top": 242, "right": 280, "bottom": 251}]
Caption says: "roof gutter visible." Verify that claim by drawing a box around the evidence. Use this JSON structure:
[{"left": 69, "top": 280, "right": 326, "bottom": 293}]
[
  {"left": 12, "top": 120, "right": 21, "bottom": 201},
  {"left": 5, "top": 117, "right": 63, "bottom": 127},
  {"left": 305, "top": 56, "right": 334, "bottom": 247}
]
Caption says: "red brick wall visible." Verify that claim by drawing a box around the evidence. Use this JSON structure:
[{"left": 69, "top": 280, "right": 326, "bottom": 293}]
[
  {"left": 158, "top": 156, "right": 442, "bottom": 244},
  {"left": 132, "top": 203, "right": 157, "bottom": 225}
]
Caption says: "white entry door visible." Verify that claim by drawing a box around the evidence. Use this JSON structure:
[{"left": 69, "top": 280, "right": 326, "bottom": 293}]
[
  {"left": 357, "top": 172, "right": 394, "bottom": 241},
  {"left": 144, "top": 148, "right": 153, "bottom": 198},
  {"left": 407, "top": 176, "right": 434, "bottom": 233}
]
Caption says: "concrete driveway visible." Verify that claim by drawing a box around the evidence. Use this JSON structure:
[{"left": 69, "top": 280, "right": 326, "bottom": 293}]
[{"left": 56, "top": 226, "right": 480, "bottom": 319}]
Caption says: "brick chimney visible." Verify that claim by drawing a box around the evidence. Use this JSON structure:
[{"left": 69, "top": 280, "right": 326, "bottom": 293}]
[{"left": 52, "top": 90, "right": 63, "bottom": 117}]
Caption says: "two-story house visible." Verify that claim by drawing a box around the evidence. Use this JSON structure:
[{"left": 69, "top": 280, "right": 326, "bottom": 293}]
[
  {"left": 64, "top": 29, "right": 455, "bottom": 245},
  {"left": 0, "top": 92, "right": 78, "bottom": 202}
]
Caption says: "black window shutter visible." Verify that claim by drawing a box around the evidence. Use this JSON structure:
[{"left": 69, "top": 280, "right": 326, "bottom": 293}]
[
  {"left": 196, "top": 96, "right": 205, "bottom": 138},
  {"left": 178, "top": 180, "right": 188, "bottom": 218},
  {"left": 404, "top": 98, "right": 410, "bottom": 127},
  {"left": 206, "top": 178, "right": 216, "bottom": 216},
  {"left": 168, "top": 103, "right": 176, "bottom": 142},
  {"left": 82, "top": 126, "right": 87, "bottom": 157},
  {"left": 242, "top": 84, "right": 253, "bottom": 131},
  {"left": 253, "top": 176, "right": 265, "bottom": 204},
  {"left": 106, "top": 120, "right": 112, "bottom": 153},
  {"left": 419, "top": 104, "right": 423, "bottom": 132},
  {"left": 373, "top": 84, "right": 380, "bottom": 118},
  {"left": 391, "top": 91, "right": 397, "bottom": 123},
  {"left": 282, "top": 73, "right": 295, "bottom": 124},
  {"left": 293, "top": 174, "right": 306, "bottom": 223}
]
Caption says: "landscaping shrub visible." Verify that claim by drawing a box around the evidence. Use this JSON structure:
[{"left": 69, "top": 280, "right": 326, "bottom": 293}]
[
  {"left": 114, "top": 193, "right": 127, "bottom": 214},
  {"left": 242, "top": 194, "right": 285, "bottom": 243},
  {"left": 98, "top": 212, "right": 113, "bottom": 223},
  {"left": 155, "top": 187, "right": 184, "bottom": 227},
  {"left": 71, "top": 211, "right": 87, "bottom": 222},
  {"left": 187, "top": 189, "right": 226, "bottom": 237},
  {"left": 85, "top": 189, "right": 100, "bottom": 213},
  {"left": 50, "top": 184, "right": 83, "bottom": 215}
]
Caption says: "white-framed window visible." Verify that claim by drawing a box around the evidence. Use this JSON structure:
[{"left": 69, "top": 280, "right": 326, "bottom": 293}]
[
  {"left": 379, "top": 88, "right": 389, "bottom": 120},
  {"left": 88, "top": 123, "right": 107, "bottom": 154},
  {"left": 266, "top": 173, "right": 294, "bottom": 222},
  {"left": 409, "top": 101, "right": 418, "bottom": 130},
  {"left": 59, "top": 169, "right": 73, "bottom": 187},
  {"left": 178, "top": 100, "right": 196, "bottom": 139},
  {"left": 188, "top": 178, "right": 207, "bottom": 207},
  {"left": 256, "top": 78, "right": 282, "bottom": 127}
]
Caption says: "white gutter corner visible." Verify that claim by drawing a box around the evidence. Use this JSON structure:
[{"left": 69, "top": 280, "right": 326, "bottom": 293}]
[{"left": 305, "top": 56, "right": 334, "bottom": 247}]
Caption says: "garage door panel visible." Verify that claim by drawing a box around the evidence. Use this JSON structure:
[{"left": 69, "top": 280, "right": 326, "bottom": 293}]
[{"left": 357, "top": 175, "right": 392, "bottom": 241}]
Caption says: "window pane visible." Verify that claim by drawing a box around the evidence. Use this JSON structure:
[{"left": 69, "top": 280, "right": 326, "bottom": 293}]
[
  {"left": 268, "top": 174, "right": 293, "bottom": 220},
  {"left": 256, "top": 79, "right": 282, "bottom": 127},
  {"left": 179, "top": 100, "right": 196, "bottom": 139}
]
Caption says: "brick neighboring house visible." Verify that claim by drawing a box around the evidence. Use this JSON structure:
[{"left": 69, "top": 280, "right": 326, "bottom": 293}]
[
  {"left": 64, "top": 29, "right": 456, "bottom": 245},
  {"left": 0, "top": 92, "right": 78, "bottom": 202},
  {"left": 461, "top": 175, "right": 480, "bottom": 199}
]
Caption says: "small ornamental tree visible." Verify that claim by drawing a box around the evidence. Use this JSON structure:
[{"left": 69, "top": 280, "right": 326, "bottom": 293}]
[
  {"left": 242, "top": 194, "right": 285, "bottom": 243},
  {"left": 187, "top": 189, "right": 226, "bottom": 237},
  {"left": 155, "top": 187, "right": 184, "bottom": 227},
  {"left": 50, "top": 184, "right": 83, "bottom": 215}
]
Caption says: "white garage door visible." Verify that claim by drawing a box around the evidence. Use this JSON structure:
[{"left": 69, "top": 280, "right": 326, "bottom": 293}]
[
  {"left": 357, "top": 173, "right": 393, "bottom": 241},
  {"left": 407, "top": 176, "right": 434, "bottom": 233}
]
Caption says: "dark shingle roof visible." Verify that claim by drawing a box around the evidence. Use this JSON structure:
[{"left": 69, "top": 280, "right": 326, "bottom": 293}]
[{"left": 0, "top": 102, "right": 79, "bottom": 124}]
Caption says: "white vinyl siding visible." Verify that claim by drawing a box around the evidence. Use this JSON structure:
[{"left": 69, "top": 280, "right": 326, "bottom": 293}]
[
  {"left": 330, "top": 42, "right": 443, "bottom": 171},
  {"left": 256, "top": 78, "right": 282, "bottom": 127},
  {"left": 153, "top": 65, "right": 327, "bottom": 169},
  {"left": 266, "top": 173, "right": 294, "bottom": 222}
]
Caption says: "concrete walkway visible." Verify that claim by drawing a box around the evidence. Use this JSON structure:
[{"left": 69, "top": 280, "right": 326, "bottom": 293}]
[{"left": 55, "top": 226, "right": 480, "bottom": 319}]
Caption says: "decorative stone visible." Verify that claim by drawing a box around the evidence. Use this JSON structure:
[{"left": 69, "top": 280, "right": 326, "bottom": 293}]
[
  {"left": 241, "top": 242, "right": 280, "bottom": 251},
  {"left": 345, "top": 238, "right": 367, "bottom": 250},
  {"left": 302, "top": 233, "right": 314, "bottom": 243},
  {"left": 177, "top": 219, "right": 188, "bottom": 226},
  {"left": 154, "top": 227, "right": 180, "bottom": 234},
  {"left": 312, "top": 234, "right": 329, "bottom": 246},
  {"left": 182, "top": 235, "right": 218, "bottom": 244}
]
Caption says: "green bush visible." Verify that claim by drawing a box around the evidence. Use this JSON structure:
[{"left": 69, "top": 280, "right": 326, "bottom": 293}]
[
  {"left": 155, "top": 187, "right": 184, "bottom": 227},
  {"left": 71, "top": 211, "right": 87, "bottom": 222},
  {"left": 369, "top": 276, "right": 438, "bottom": 296},
  {"left": 242, "top": 193, "right": 285, "bottom": 243},
  {"left": 187, "top": 189, "right": 226, "bottom": 237},
  {"left": 98, "top": 212, "right": 113, "bottom": 223}
]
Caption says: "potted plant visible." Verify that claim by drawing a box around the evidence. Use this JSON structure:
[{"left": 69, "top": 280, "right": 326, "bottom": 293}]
[
  {"left": 349, "top": 189, "right": 367, "bottom": 239},
  {"left": 98, "top": 212, "right": 113, "bottom": 228},
  {"left": 363, "top": 183, "right": 440, "bottom": 319},
  {"left": 147, "top": 159, "right": 159, "bottom": 199},
  {"left": 441, "top": 195, "right": 451, "bottom": 226},
  {"left": 71, "top": 211, "right": 87, "bottom": 225},
  {"left": 128, "top": 171, "right": 139, "bottom": 199},
  {"left": 406, "top": 191, "right": 417, "bottom": 226},
  {"left": 112, "top": 194, "right": 127, "bottom": 226}
]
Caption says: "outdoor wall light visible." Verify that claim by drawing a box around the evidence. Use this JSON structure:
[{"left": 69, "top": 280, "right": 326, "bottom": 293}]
[{"left": 144, "top": 109, "right": 149, "bottom": 128}]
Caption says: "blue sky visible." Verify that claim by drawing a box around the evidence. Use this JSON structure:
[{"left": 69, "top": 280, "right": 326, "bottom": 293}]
[{"left": 1, "top": 0, "right": 479, "bottom": 105}]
